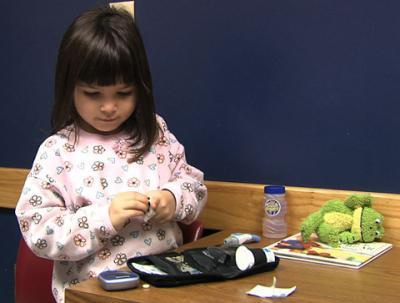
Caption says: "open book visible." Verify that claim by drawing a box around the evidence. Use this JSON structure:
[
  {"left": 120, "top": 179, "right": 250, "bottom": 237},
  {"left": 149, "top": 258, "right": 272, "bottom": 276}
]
[{"left": 267, "top": 233, "right": 393, "bottom": 269}]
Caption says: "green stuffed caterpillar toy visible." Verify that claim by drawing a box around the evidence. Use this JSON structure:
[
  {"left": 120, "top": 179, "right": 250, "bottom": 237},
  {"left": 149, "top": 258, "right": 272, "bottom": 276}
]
[{"left": 300, "top": 194, "right": 384, "bottom": 247}]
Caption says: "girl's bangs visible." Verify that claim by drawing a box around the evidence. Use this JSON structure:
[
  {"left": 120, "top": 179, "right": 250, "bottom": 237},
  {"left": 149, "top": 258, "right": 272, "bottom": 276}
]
[{"left": 77, "top": 40, "right": 138, "bottom": 86}]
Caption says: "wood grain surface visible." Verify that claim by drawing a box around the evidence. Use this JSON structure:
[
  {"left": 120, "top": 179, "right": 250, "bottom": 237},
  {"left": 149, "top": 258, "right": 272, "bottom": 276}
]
[
  {"left": 0, "top": 167, "right": 28, "bottom": 208},
  {"left": 65, "top": 230, "right": 400, "bottom": 303}
]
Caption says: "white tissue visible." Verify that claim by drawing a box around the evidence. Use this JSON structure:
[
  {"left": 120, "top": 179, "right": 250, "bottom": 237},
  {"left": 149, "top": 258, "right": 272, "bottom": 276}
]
[{"left": 247, "top": 277, "right": 296, "bottom": 298}]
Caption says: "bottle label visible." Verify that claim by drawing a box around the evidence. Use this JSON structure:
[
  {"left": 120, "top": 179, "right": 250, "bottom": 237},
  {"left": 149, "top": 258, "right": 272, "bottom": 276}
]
[
  {"left": 264, "top": 199, "right": 281, "bottom": 216},
  {"left": 262, "top": 247, "right": 276, "bottom": 263}
]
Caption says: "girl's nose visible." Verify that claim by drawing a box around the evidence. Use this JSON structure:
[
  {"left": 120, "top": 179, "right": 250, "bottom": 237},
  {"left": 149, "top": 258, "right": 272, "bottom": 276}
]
[{"left": 100, "top": 100, "right": 117, "bottom": 115}]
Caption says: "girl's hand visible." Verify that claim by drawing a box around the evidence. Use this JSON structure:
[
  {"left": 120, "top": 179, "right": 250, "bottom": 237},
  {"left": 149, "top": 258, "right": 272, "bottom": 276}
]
[
  {"left": 109, "top": 191, "right": 148, "bottom": 231},
  {"left": 146, "top": 190, "right": 176, "bottom": 224}
]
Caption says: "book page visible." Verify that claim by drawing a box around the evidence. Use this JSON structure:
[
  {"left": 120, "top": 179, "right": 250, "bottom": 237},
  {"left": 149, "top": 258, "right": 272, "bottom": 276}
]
[{"left": 267, "top": 233, "right": 392, "bottom": 269}]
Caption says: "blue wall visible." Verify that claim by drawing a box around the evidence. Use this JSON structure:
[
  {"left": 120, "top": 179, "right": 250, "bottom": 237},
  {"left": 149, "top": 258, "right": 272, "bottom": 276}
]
[
  {"left": 2, "top": 0, "right": 400, "bottom": 301},
  {"left": 137, "top": 0, "right": 400, "bottom": 193}
]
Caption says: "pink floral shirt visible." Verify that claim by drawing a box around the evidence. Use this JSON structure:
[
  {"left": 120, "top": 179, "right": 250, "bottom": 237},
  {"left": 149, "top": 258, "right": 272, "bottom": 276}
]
[{"left": 15, "top": 115, "right": 207, "bottom": 303}]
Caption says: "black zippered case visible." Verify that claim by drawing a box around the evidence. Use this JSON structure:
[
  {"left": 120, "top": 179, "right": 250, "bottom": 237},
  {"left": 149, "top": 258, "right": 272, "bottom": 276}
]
[{"left": 126, "top": 246, "right": 279, "bottom": 287}]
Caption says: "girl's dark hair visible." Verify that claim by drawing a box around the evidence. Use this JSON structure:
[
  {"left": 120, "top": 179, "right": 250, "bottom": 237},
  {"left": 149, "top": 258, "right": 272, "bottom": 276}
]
[{"left": 52, "top": 6, "right": 158, "bottom": 161}]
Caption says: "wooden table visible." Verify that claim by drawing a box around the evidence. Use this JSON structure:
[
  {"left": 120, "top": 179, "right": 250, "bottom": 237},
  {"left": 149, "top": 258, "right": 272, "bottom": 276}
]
[{"left": 65, "top": 230, "right": 400, "bottom": 303}]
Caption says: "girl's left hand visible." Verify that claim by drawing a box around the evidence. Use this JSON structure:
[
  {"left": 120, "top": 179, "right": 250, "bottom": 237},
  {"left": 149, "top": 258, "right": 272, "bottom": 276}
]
[{"left": 146, "top": 190, "right": 176, "bottom": 224}]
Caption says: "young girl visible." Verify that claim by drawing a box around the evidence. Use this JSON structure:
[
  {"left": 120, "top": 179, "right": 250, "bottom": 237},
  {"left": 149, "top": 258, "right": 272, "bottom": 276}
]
[{"left": 15, "top": 6, "right": 207, "bottom": 303}]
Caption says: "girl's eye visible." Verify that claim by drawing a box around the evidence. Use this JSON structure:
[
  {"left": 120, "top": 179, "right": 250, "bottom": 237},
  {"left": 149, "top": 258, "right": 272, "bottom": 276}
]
[
  {"left": 117, "top": 91, "right": 133, "bottom": 97},
  {"left": 83, "top": 91, "right": 100, "bottom": 98}
]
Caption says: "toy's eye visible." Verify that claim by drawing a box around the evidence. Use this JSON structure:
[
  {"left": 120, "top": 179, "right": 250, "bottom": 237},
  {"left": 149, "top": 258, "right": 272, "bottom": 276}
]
[
  {"left": 375, "top": 231, "right": 381, "bottom": 237},
  {"left": 375, "top": 218, "right": 381, "bottom": 224}
]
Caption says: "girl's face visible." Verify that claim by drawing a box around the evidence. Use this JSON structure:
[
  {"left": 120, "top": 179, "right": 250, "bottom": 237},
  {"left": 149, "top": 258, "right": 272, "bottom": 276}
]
[{"left": 73, "top": 82, "right": 136, "bottom": 135}]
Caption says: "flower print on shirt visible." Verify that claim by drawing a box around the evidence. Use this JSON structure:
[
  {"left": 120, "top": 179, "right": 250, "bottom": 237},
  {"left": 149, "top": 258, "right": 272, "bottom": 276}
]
[
  {"left": 83, "top": 176, "right": 94, "bottom": 187},
  {"left": 171, "top": 152, "right": 183, "bottom": 164},
  {"left": 142, "top": 222, "right": 152, "bottom": 231},
  {"left": 99, "top": 238, "right": 109, "bottom": 246},
  {"left": 114, "top": 253, "right": 127, "bottom": 266},
  {"left": 115, "top": 150, "right": 127, "bottom": 159},
  {"left": 111, "top": 235, "right": 125, "bottom": 246},
  {"left": 63, "top": 143, "right": 75, "bottom": 153},
  {"left": 196, "top": 190, "right": 206, "bottom": 201},
  {"left": 135, "top": 156, "right": 144, "bottom": 165},
  {"left": 56, "top": 216, "right": 64, "bottom": 227},
  {"left": 99, "top": 226, "right": 110, "bottom": 237},
  {"left": 45, "top": 138, "right": 57, "bottom": 148},
  {"left": 36, "top": 238, "right": 48, "bottom": 249},
  {"left": 41, "top": 181, "right": 52, "bottom": 189},
  {"left": 74, "top": 234, "right": 87, "bottom": 247},
  {"left": 58, "top": 254, "right": 70, "bottom": 261},
  {"left": 33, "top": 163, "right": 42, "bottom": 175},
  {"left": 78, "top": 216, "right": 89, "bottom": 229},
  {"left": 180, "top": 163, "right": 192, "bottom": 174},
  {"left": 156, "top": 229, "right": 166, "bottom": 241},
  {"left": 113, "top": 138, "right": 129, "bottom": 159},
  {"left": 64, "top": 161, "right": 73, "bottom": 172},
  {"left": 58, "top": 125, "right": 74, "bottom": 140},
  {"left": 158, "top": 135, "right": 169, "bottom": 146},
  {"left": 157, "top": 154, "right": 165, "bottom": 164},
  {"left": 87, "top": 271, "right": 96, "bottom": 279},
  {"left": 93, "top": 145, "right": 105, "bottom": 154},
  {"left": 32, "top": 212, "right": 42, "bottom": 224},
  {"left": 182, "top": 182, "right": 194, "bottom": 192},
  {"left": 127, "top": 177, "right": 140, "bottom": 188},
  {"left": 91, "top": 161, "right": 104, "bottom": 171},
  {"left": 20, "top": 220, "right": 29, "bottom": 232},
  {"left": 29, "top": 194, "right": 43, "bottom": 207},
  {"left": 98, "top": 248, "right": 112, "bottom": 260},
  {"left": 45, "top": 174, "right": 55, "bottom": 184},
  {"left": 185, "top": 204, "right": 194, "bottom": 216},
  {"left": 100, "top": 178, "right": 108, "bottom": 190}
]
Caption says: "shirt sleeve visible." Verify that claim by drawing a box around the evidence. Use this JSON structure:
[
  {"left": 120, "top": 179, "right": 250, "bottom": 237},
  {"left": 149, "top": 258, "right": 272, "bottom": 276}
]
[
  {"left": 15, "top": 141, "right": 118, "bottom": 262},
  {"left": 156, "top": 116, "right": 208, "bottom": 224}
]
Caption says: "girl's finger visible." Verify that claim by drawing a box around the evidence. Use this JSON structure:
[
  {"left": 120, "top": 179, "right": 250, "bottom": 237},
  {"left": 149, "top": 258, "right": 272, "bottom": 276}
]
[
  {"left": 122, "top": 199, "right": 148, "bottom": 212},
  {"left": 130, "top": 192, "right": 149, "bottom": 203},
  {"left": 125, "top": 209, "right": 146, "bottom": 218}
]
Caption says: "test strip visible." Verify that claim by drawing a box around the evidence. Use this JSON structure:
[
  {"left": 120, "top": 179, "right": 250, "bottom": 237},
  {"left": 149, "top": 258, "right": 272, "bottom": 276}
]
[{"left": 143, "top": 197, "right": 156, "bottom": 222}]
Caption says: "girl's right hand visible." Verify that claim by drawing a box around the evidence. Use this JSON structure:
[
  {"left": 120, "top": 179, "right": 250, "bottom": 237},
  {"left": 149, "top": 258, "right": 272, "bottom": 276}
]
[{"left": 109, "top": 192, "right": 149, "bottom": 231}]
